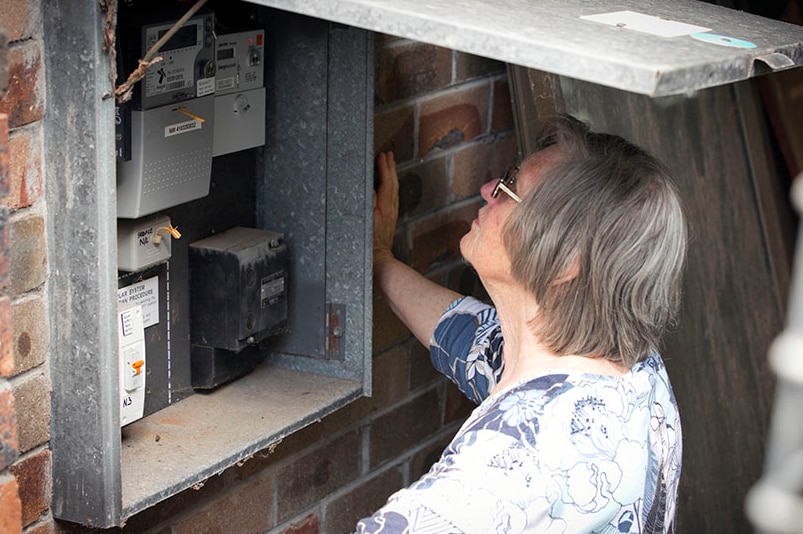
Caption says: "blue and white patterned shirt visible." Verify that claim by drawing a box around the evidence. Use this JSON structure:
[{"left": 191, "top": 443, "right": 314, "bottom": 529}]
[{"left": 357, "top": 296, "right": 682, "bottom": 534}]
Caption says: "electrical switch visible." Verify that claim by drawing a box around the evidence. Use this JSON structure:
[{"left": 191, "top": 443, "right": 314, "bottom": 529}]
[
  {"left": 118, "top": 303, "right": 146, "bottom": 426},
  {"left": 123, "top": 350, "right": 145, "bottom": 391}
]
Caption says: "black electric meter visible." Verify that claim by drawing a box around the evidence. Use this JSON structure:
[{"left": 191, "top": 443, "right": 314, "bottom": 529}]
[{"left": 189, "top": 226, "right": 289, "bottom": 389}]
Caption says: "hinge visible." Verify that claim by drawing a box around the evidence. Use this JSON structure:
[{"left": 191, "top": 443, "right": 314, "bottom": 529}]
[{"left": 325, "top": 303, "right": 346, "bottom": 360}]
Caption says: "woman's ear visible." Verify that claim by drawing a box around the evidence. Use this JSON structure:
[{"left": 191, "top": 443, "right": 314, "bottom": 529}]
[{"left": 553, "top": 254, "right": 580, "bottom": 286}]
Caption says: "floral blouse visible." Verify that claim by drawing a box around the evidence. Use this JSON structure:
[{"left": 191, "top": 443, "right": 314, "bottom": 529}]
[{"left": 356, "top": 297, "right": 682, "bottom": 533}]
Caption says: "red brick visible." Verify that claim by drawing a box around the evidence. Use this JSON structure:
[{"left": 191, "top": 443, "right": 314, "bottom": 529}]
[
  {"left": 275, "top": 430, "right": 361, "bottom": 522},
  {"left": 366, "top": 344, "right": 410, "bottom": 408},
  {"left": 6, "top": 125, "right": 42, "bottom": 210},
  {"left": 0, "top": 384, "right": 19, "bottom": 469},
  {"left": 11, "top": 371, "right": 49, "bottom": 453},
  {"left": 0, "top": 0, "right": 42, "bottom": 43},
  {"left": 397, "top": 156, "right": 448, "bottom": 221},
  {"left": 0, "top": 220, "right": 11, "bottom": 292},
  {"left": 322, "top": 467, "right": 404, "bottom": 533},
  {"left": 0, "top": 113, "right": 9, "bottom": 199},
  {"left": 371, "top": 296, "right": 410, "bottom": 354},
  {"left": 11, "top": 293, "right": 48, "bottom": 374},
  {"left": 451, "top": 135, "right": 518, "bottom": 200},
  {"left": 0, "top": 41, "right": 44, "bottom": 129},
  {"left": 0, "top": 474, "right": 21, "bottom": 534},
  {"left": 314, "top": 343, "right": 412, "bottom": 434},
  {"left": 408, "top": 201, "right": 480, "bottom": 273},
  {"left": 173, "top": 472, "right": 274, "bottom": 534},
  {"left": 9, "top": 448, "right": 49, "bottom": 527},
  {"left": 0, "top": 30, "right": 7, "bottom": 95},
  {"left": 238, "top": 421, "right": 325, "bottom": 478},
  {"left": 454, "top": 52, "right": 505, "bottom": 83},
  {"left": 369, "top": 388, "right": 441, "bottom": 468},
  {"left": 491, "top": 79, "right": 515, "bottom": 133},
  {"left": 278, "top": 512, "right": 319, "bottom": 534},
  {"left": 0, "top": 218, "right": 8, "bottom": 292},
  {"left": 0, "top": 113, "right": 9, "bottom": 292},
  {"left": 0, "top": 297, "right": 13, "bottom": 377},
  {"left": 376, "top": 42, "right": 452, "bottom": 105},
  {"left": 374, "top": 105, "right": 415, "bottom": 163},
  {"left": 0, "top": 26, "right": 8, "bottom": 94},
  {"left": 444, "top": 380, "right": 475, "bottom": 424},
  {"left": 419, "top": 84, "right": 490, "bottom": 157},
  {"left": 408, "top": 340, "right": 441, "bottom": 391},
  {"left": 8, "top": 213, "right": 46, "bottom": 297}
]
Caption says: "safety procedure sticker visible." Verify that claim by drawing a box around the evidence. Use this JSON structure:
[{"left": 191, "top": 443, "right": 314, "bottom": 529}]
[{"left": 118, "top": 276, "right": 159, "bottom": 328}]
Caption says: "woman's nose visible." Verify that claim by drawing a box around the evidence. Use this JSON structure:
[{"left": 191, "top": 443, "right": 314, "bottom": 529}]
[{"left": 480, "top": 179, "right": 496, "bottom": 201}]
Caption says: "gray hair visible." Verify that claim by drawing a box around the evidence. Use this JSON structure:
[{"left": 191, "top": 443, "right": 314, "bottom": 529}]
[{"left": 504, "top": 115, "right": 687, "bottom": 367}]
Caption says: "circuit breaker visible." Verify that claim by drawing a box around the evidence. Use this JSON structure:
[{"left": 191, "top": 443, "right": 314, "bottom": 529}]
[
  {"left": 189, "top": 226, "right": 288, "bottom": 389},
  {"left": 118, "top": 303, "right": 146, "bottom": 426}
]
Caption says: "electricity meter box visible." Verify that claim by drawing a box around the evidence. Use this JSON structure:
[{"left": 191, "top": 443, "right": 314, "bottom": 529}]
[
  {"left": 213, "top": 29, "right": 266, "bottom": 157},
  {"left": 115, "top": 6, "right": 217, "bottom": 219},
  {"left": 189, "top": 227, "right": 288, "bottom": 389}
]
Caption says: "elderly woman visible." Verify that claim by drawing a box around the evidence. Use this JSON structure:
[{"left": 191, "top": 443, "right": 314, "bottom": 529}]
[{"left": 359, "top": 115, "right": 686, "bottom": 533}]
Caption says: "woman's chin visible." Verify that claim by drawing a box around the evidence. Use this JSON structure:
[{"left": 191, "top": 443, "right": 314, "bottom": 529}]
[{"left": 459, "top": 233, "right": 477, "bottom": 265}]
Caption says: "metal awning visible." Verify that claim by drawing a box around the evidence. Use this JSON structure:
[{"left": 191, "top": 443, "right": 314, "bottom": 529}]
[{"left": 248, "top": 0, "right": 803, "bottom": 96}]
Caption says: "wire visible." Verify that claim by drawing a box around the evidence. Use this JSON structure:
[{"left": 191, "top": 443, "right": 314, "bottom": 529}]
[{"left": 153, "top": 225, "right": 182, "bottom": 244}]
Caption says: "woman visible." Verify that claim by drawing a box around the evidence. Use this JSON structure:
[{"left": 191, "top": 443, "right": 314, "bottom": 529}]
[{"left": 359, "top": 115, "right": 686, "bottom": 533}]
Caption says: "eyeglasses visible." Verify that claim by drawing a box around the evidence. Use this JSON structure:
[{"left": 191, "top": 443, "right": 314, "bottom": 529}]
[{"left": 492, "top": 165, "right": 522, "bottom": 203}]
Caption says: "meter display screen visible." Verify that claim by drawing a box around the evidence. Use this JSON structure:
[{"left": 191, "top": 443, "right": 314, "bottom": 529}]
[
  {"left": 159, "top": 24, "right": 198, "bottom": 51},
  {"left": 218, "top": 47, "right": 235, "bottom": 60}
]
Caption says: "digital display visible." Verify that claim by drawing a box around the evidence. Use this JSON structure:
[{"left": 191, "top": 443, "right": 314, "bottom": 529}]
[
  {"left": 159, "top": 24, "right": 197, "bottom": 51},
  {"left": 217, "top": 48, "right": 235, "bottom": 60}
]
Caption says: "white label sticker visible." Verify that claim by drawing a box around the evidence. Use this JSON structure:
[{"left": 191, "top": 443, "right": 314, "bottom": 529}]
[
  {"left": 119, "top": 309, "right": 136, "bottom": 338},
  {"left": 197, "top": 77, "right": 216, "bottom": 97},
  {"left": 118, "top": 277, "right": 159, "bottom": 328},
  {"left": 217, "top": 77, "right": 236, "bottom": 92},
  {"left": 165, "top": 119, "right": 202, "bottom": 138},
  {"left": 581, "top": 11, "right": 711, "bottom": 38}
]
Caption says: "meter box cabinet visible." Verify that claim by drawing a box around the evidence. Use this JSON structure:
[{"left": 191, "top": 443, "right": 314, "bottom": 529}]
[{"left": 46, "top": 2, "right": 373, "bottom": 528}]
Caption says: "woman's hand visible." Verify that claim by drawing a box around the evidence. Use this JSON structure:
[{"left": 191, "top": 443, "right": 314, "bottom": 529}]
[
  {"left": 371, "top": 150, "right": 462, "bottom": 346},
  {"left": 374, "top": 151, "right": 399, "bottom": 265}
]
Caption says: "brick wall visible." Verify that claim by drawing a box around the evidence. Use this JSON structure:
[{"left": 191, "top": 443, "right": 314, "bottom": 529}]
[
  {"left": 1, "top": 0, "right": 49, "bottom": 533},
  {"left": 1, "top": 24, "right": 24, "bottom": 534},
  {"left": 0, "top": 3, "right": 515, "bottom": 532}
]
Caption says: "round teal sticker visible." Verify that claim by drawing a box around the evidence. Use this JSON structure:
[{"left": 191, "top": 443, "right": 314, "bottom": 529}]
[{"left": 690, "top": 32, "right": 757, "bottom": 48}]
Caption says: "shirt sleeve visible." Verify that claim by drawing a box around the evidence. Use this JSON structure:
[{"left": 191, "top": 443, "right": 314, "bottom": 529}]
[
  {"left": 429, "top": 296, "right": 505, "bottom": 404},
  {"left": 355, "top": 502, "right": 465, "bottom": 534}
]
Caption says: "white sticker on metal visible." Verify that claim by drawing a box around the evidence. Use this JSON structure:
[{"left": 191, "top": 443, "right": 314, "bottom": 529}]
[
  {"left": 164, "top": 119, "right": 202, "bottom": 138},
  {"left": 581, "top": 10, "right": 711, "bottom": 38}
]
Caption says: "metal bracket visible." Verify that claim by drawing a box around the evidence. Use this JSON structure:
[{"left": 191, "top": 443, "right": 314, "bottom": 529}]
[{"left": 326, "top": 303, "right": 346, "bottom": 360}]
